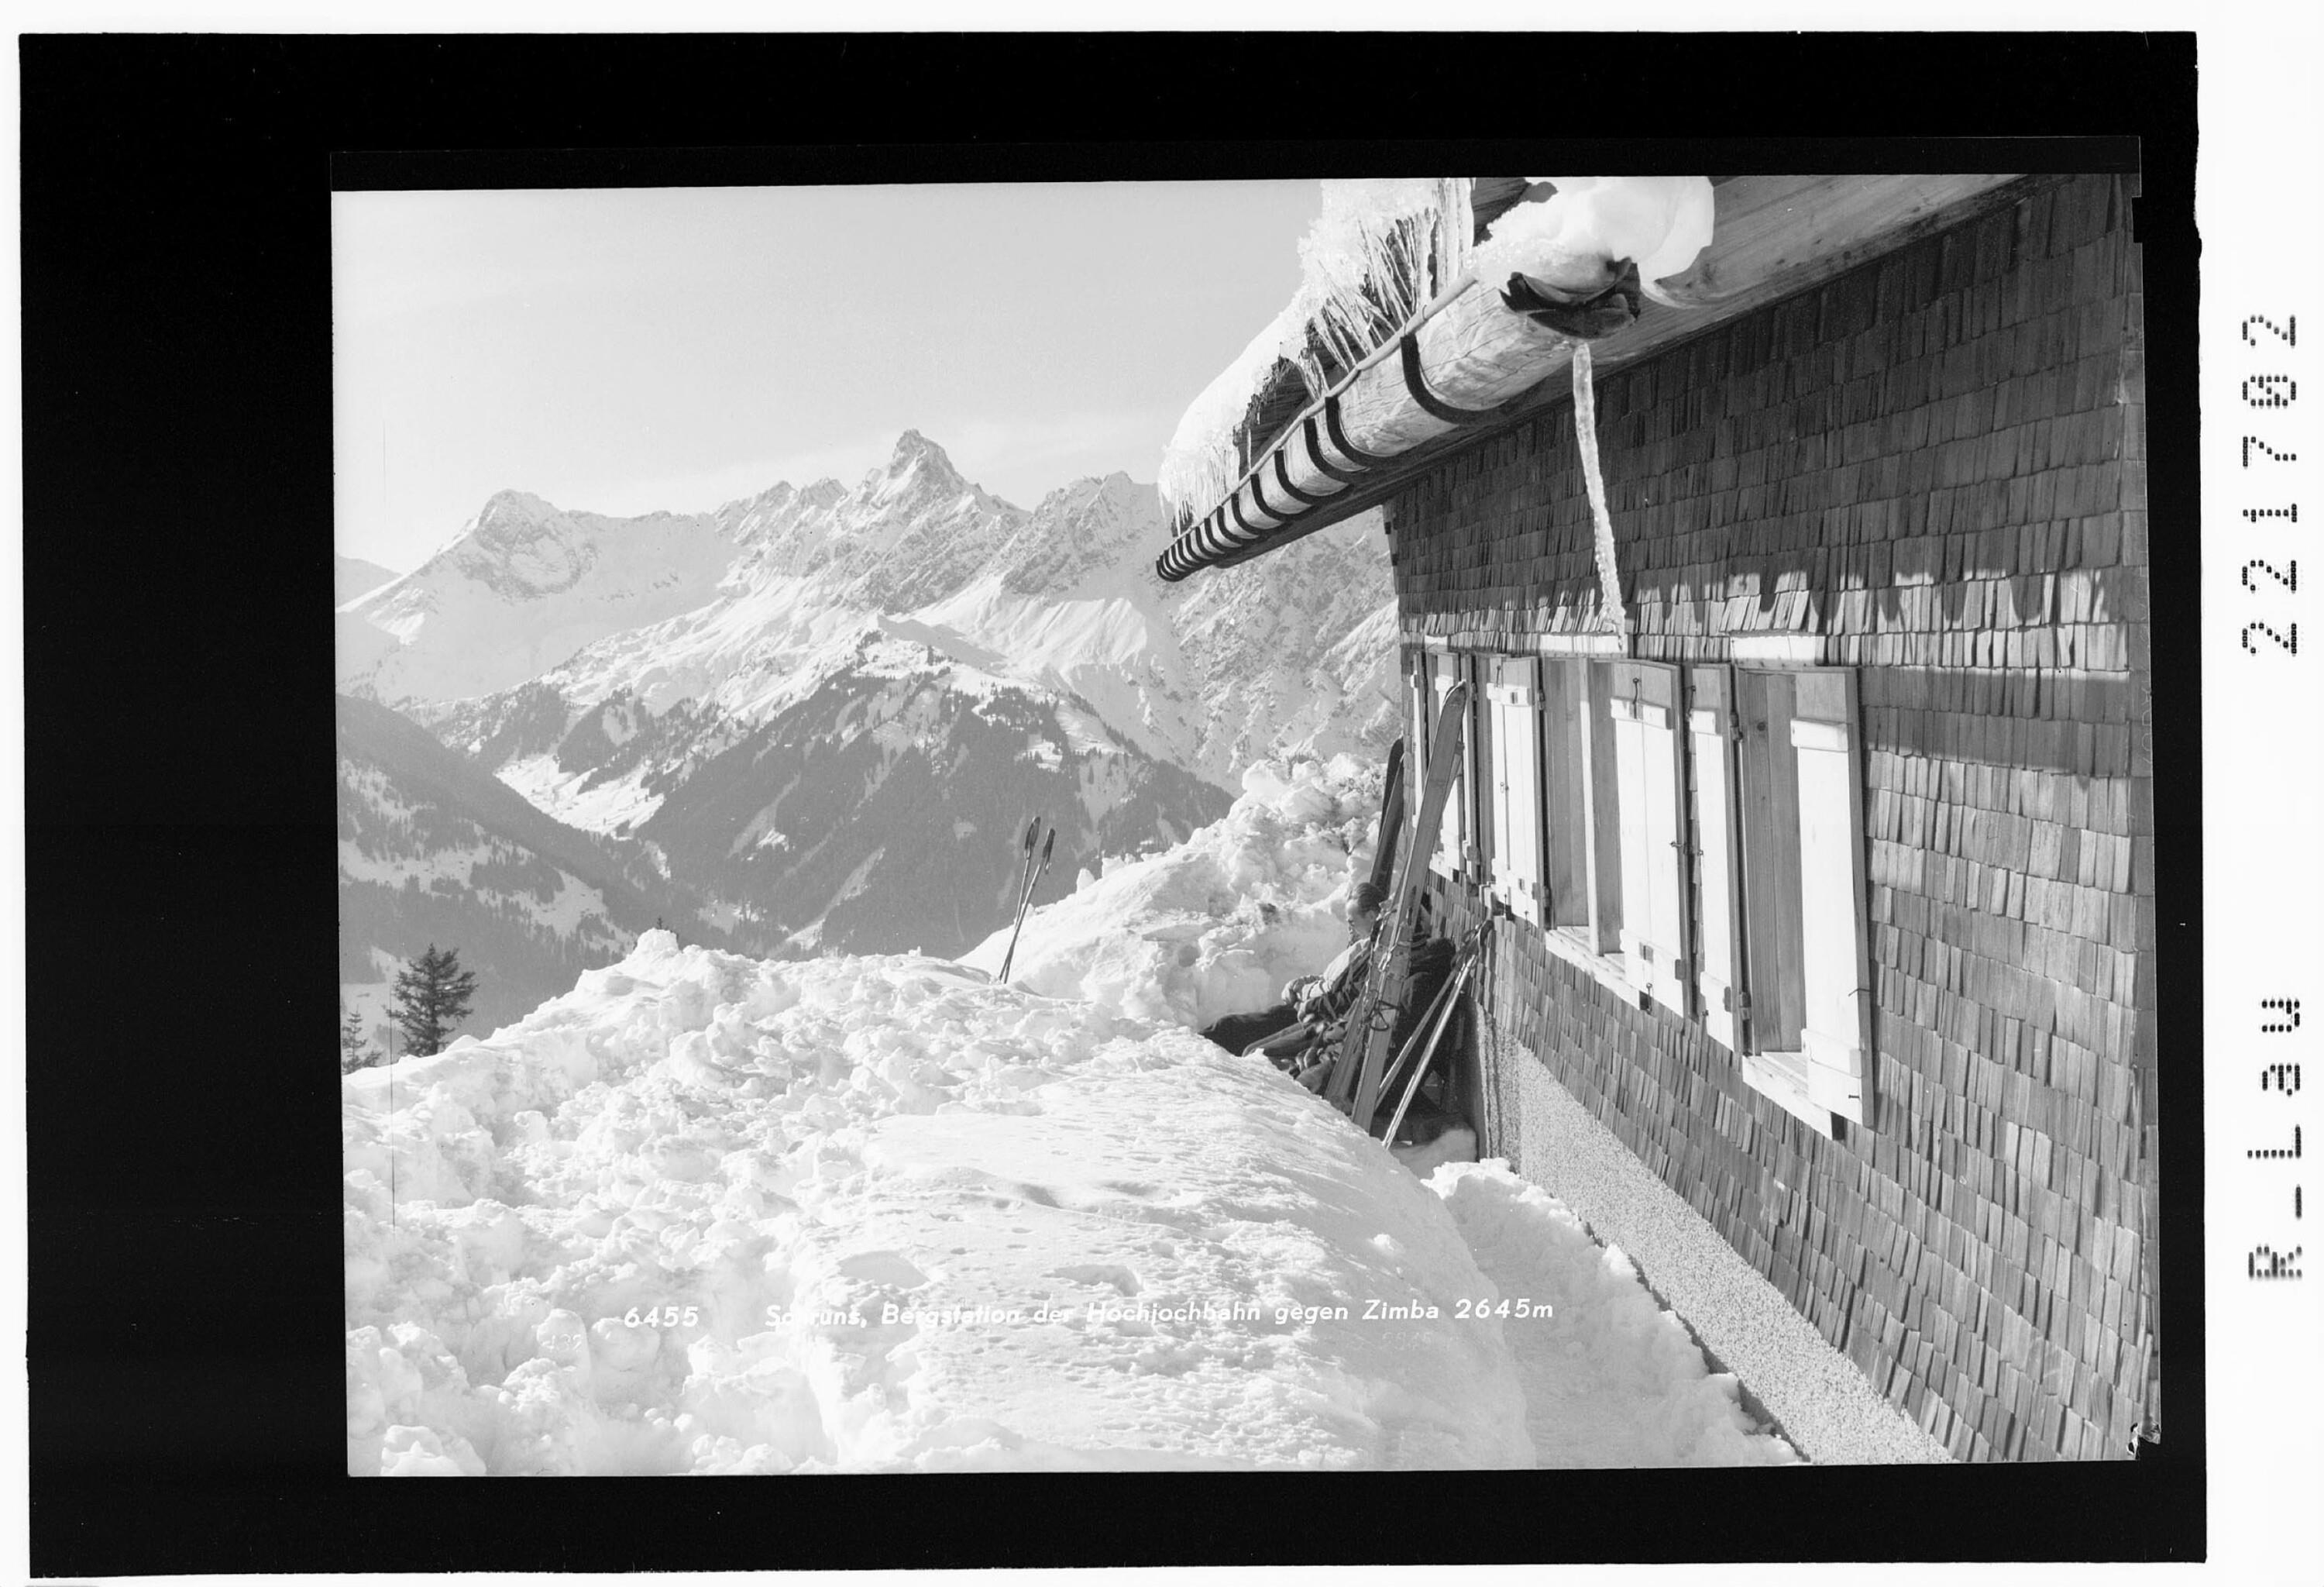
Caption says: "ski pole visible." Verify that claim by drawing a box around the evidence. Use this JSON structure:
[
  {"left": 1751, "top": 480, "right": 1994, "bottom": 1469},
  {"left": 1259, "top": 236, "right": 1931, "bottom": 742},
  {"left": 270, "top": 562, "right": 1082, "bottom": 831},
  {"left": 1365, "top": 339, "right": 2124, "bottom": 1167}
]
[
  {"left": 1378, "top": 951, "right": 1477, "bottom": 1145},
  {"left": 998, "top": 818, "right": 1038, "bottom": 979},
  {"left": 1000, "top": 825, "right": 1055, "bottom": 984}
]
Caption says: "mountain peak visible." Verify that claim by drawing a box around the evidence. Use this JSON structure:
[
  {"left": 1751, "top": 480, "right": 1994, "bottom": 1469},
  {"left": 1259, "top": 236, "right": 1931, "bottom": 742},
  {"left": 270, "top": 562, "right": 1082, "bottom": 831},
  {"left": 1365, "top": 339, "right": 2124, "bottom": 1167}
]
[
  {"left": 480, "top": 488, "right": 559, "bottom": 523},
  {"left": 882, "top": 429, "right": 964, "bottom": 482}
]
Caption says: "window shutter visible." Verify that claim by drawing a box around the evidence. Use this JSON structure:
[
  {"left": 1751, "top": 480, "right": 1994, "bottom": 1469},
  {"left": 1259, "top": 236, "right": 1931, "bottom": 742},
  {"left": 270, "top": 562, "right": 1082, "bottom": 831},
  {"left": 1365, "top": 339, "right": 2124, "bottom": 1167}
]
[
  {"left": 1789, "top": 669, "right": 1871, "bottom": 1125},
  {"left": 1539, "top": 659, "right": 1587, "bottom": 931},
  {"left": 1463, "top": 654, "right": 1488, "bottom": 884},
  {"left": 1487, "top": 668, "right": 1512, "bottom": 896},
  {"left": 1488, "top": 656, "right": 1544, "bottom": 924},
  {"left": 1689, "top": 666, "right": 1746, "bottom": 1051},
  {"left": 1607, "top": 662, "right": 1688, "bottom": 1015},
  {"left": 1580, "top": 660, "right": 1625, "bottom": 956},
  {"left": 1735, "top": 669, "right": 1807, "bottom": 1052}
]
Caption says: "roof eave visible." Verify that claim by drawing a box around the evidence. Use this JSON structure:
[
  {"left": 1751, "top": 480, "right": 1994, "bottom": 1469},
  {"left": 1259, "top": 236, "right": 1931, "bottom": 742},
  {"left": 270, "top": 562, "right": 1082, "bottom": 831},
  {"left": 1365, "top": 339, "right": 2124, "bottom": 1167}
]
[{"left": 1158, "top": 172, "right": 2047, "bottom": 584}]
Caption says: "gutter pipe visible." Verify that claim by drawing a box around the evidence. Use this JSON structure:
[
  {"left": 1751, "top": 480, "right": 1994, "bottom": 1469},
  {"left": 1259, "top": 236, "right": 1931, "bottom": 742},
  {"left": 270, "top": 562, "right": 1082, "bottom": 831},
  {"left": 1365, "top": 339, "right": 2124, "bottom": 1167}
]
[{"left": 1156, "top": 263, "right": 1590, "bottom": 581}]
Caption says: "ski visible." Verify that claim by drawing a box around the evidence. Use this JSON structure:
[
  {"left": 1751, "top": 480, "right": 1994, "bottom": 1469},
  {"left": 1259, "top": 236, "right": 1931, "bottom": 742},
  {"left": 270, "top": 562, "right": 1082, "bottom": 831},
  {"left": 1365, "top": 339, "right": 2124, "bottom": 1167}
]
[
  {"left": 1356, "top": 955, "right": 1462, "bottom": 1118},
  {"left": 1367, "top": 737, "right": 1407, "bottom": 899},
  {"left": 1329, "top": 680, "right": 1470, "bottom": 1124},
  {"left": 1377, "top": 931, "right": 1483, "bottom": 1145}
]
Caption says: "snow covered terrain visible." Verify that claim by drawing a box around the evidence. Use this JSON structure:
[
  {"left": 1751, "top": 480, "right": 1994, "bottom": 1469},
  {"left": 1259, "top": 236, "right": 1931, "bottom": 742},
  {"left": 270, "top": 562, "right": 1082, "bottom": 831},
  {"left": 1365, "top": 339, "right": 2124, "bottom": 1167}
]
[
  {"left": 957, "top": 756, "right": 1384, "bottom": 1031},
  {"left": 346, "top": 759, "right": 1797, "bottom": 1473}
]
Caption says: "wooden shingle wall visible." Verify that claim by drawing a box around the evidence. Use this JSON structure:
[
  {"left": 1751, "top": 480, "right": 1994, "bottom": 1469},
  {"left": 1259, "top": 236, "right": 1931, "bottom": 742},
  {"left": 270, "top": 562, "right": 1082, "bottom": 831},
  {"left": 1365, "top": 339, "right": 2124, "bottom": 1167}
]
[{"left": 1391, "top": 174, "right": 2155, "bottom": 1462}]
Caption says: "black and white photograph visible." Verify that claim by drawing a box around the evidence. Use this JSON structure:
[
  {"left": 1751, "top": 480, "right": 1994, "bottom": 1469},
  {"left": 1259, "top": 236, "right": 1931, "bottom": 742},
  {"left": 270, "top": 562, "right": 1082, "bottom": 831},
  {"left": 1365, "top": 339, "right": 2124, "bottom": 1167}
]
[
  {"left": 332, "top": 164, "right": 2160, "bottom": 1476},
  {"left": 24, "top": 15, "right": 2316, "bottom": 1579}
]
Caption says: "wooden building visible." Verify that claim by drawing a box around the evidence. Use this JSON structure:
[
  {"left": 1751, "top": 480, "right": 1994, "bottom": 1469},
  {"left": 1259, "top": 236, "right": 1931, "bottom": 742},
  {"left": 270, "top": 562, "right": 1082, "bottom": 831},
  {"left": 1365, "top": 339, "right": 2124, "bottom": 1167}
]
[{"left": 1156, "top": 172, "right": 2157, "bottom": 1462}]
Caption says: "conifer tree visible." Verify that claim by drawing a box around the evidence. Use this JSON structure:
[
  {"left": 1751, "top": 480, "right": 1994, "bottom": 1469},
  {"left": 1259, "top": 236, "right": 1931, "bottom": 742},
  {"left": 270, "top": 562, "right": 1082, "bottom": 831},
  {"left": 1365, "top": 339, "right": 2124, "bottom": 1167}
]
[
  {"left": 339, "top": 1003, "right": 376, "bottom": 1074},
  {"left": 389, "top": 944, "right": 479, "bottom": 1058}
]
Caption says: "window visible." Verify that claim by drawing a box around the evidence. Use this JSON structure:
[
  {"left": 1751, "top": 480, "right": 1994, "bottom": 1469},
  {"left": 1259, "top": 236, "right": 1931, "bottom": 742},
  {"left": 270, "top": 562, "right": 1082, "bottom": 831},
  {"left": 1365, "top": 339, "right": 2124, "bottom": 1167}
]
[
  {"left": 1603, "top": 660, "right": 1690, "bottom": 1017},
  {"left": 1423, "top": 649, "right": 1480, "bottom": 882},
  {"left": 1538, "top": 656, "right": 1621, "bottom": 953},
  {"left": 1726, "top": 664, "right": 1872, "bottom": 1134},
  {"left": 1431, "top": 642, "right": 1874, "bottom": 1139}
]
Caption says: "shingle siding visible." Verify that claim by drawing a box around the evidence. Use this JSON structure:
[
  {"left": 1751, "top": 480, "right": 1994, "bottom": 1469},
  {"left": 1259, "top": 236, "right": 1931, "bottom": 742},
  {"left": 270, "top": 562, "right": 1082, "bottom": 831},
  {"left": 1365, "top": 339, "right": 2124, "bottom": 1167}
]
[{"left": 1391, "top": 174, "right": 2154, "bottom": 1462}]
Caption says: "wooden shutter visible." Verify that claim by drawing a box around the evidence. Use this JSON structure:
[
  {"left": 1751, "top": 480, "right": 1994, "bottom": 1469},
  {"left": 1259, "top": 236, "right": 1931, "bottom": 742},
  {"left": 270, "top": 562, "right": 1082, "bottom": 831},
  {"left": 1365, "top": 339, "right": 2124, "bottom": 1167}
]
[
  {"left": 1790, "top": 669, "right": 1871, "bottom": 1125},
  {"left": 1689, "top": 666, "right": 1747, "bottom": 1051},
  {"left": 1539, "top": 659, "right": 1589, "bottom": 931},
  {"left": 1735, "top": 669, "right": 1807, "bottom": 1052},
  {"left": 1463, "top": 654, "right": 1489, "bottom": 885},
  {"left": 1581, "top": 661, "right": 1625, "bottom": 955},
  {"left": 1606, "top": 661, "right": 1689, "bottom": 1015},
  {"left": 1488, "top": 656, "right": 1544, "bottom": 924}
]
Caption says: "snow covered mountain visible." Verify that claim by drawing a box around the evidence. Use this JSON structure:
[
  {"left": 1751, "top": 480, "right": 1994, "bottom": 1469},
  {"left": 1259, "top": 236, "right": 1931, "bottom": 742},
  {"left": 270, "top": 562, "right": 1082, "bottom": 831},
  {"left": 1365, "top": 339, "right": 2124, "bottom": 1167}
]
[
  {"left": 336, "top": 553, "right": 401, "bottom": 608},
  {"left": 337, "top": 693, "right": 731, "bottom": 1045},
  {"left": 339, "top": 432, "right": 1397, "bottom": 963}
]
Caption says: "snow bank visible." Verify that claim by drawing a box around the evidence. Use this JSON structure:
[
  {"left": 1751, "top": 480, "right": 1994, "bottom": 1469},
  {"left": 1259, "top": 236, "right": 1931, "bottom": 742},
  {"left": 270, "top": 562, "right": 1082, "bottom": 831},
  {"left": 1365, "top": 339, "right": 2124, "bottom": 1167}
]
[
  {"left": 1425, "top": 1162, "right": 1797, "bottom": 1468},
  {"left": 345, "top": 931, "right": 1534, "bottom": 1473},
  {"left": 957, "top": 753, "right": 1381, "bottom": 1026}
]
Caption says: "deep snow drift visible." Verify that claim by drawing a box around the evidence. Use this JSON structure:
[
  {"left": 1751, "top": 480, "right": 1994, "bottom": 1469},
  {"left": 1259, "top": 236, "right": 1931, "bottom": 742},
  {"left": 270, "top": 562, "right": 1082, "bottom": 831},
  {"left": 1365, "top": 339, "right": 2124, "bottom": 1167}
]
[
  {"left": 957, "top": 755, "right": 1384, "bottom": 1029},
  {"left": 345, "top": 758, "right": 1795, "bottom": 1473}
]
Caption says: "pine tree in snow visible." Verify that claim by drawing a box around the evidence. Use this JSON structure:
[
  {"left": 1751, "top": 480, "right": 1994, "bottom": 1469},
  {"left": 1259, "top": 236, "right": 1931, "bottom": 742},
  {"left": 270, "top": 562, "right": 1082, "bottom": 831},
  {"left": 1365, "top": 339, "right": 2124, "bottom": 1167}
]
[
  {"left": 339, "top": 1002, "right": 377, "bottom": 1074},
  {"left": 390, "top": 945, "right": 479, "bottom": 1058}
]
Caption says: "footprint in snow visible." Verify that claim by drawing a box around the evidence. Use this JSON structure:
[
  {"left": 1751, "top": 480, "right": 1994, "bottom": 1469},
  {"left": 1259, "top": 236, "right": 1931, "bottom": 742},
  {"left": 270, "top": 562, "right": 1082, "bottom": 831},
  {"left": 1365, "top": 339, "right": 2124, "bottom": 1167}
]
[{"left": 1046, "top": 1262, "right": 1142, "bottom": 1296}]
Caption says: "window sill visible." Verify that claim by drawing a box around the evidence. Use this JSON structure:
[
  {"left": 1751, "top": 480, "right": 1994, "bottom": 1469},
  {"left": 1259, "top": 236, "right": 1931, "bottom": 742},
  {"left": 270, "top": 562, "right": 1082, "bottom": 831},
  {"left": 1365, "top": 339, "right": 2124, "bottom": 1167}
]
[
  {"left": 1738, "top": 1048, "right": 1838, "bottom": 1140},
  {"left": 1538, "top": 926, "right": 1650, "bottom": 1010}
]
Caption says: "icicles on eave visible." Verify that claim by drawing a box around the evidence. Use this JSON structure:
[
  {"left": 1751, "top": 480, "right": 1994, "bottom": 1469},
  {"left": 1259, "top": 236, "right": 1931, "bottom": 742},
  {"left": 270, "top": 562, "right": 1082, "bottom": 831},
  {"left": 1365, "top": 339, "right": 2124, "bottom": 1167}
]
[
  {"left": 1155, "top": 294, "right": 1321, "bottom": 529},
  {"left": 1156, "top": 178, "right": 1474, "bottom": 528},
  {"left": 1158, "top": 177, "right": 1718, "bottom": 584}
]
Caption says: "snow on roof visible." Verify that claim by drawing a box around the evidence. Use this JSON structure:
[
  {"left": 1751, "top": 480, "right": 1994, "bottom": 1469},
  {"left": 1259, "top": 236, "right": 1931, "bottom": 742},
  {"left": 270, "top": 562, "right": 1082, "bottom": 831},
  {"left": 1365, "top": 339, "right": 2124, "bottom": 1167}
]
[{"left": 1156, "top": 178, "right": 1472, "bottom": 526}]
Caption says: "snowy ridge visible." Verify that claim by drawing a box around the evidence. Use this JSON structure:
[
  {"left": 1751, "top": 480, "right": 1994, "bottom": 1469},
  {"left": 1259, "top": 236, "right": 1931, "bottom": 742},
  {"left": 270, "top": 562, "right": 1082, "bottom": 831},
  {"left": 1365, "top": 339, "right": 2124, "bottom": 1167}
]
[
  {"left": 340, "top": 491, "right": 743, "bottom": 704},
  {"left": 957, "top": 756, "right": 1383, "bottom": 1029},
  {"left": 336, "top": 553, "right": 401, "bottom": 608},
  {"left": 352, "top": 433, "right": 1395, "bottom": 797}
]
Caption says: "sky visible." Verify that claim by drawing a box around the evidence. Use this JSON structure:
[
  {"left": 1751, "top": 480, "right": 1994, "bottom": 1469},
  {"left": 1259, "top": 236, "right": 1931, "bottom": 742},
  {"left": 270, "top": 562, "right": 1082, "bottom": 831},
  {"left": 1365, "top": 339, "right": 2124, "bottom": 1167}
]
[{"left": 333, "top": 181, "right": 1320, "bottom": 573}]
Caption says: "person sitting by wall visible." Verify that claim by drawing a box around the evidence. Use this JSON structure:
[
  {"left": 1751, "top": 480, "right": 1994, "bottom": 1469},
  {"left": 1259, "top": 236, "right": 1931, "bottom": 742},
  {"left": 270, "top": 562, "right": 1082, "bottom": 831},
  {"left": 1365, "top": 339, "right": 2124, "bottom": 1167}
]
[{"left": 1198, "top": 881, "right": 1385, "bottom": 1066}]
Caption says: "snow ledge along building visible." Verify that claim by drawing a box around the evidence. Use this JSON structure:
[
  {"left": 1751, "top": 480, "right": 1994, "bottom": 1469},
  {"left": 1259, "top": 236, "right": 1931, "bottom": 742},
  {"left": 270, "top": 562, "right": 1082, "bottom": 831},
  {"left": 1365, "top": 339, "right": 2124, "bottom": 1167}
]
[{"left": 1157, "top": 172, "right": 2157, "bottom": 1464}]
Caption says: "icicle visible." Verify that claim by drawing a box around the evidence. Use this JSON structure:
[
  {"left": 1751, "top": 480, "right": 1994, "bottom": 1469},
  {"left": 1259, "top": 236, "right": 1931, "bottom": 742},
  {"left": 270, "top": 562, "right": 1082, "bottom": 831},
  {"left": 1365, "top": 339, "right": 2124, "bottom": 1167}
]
[
  {"left": 1569, "top": 339, "right": 1629, "bottom": 639},
  {"left": 1158, "top": 178, "right": 1477, "bottom": 528}
]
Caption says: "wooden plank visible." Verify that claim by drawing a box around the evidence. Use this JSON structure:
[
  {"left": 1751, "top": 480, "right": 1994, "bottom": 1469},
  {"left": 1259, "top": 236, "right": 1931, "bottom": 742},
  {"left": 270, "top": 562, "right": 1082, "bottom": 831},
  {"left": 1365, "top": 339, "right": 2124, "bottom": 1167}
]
[
  {"left": 1541, "top": 658, "right": 1590, "bottom": 929},
  {"left": 1737, "top": 668, "right": 1807, "bottom": 1049},
  {"left": 1690, "top": 664, "right": 1747, "bottom": 1050}
]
